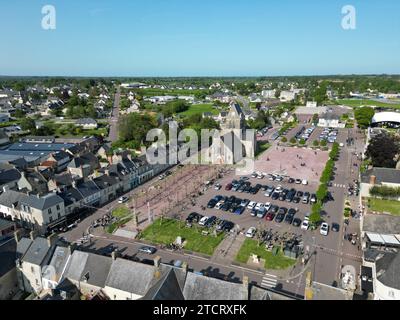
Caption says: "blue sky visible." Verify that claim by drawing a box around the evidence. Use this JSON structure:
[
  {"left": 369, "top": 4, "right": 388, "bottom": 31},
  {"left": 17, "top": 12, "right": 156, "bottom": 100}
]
[{"left": 1, "top": 0, "right": 399, "bottom": 76}]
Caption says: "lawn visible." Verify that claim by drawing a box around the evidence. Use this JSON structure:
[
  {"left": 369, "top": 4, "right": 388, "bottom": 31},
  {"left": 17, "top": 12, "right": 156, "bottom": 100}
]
[
  {"left": 236, "top": 239, "right": 296, "bottom": 270},
  {"left": 368, "top": 198, "right": 400, "bottom": 216},
  {"left": 179, "top": 104, "right": 219, "bottom": 117},
  {"left": 338, "top": 99, "right": 400, "bottom": 109},
  {"left": 107, "top": 216, "right": 132, "bottom": 234},
  {"left": 112, "top": 206, "right": 131, "bottom": 219},
  {"left": 140, "top": 218, "right": 225, "bottom": 256},
  {"left": 255, "top": 141, "right": 271, "bottom": 158}
]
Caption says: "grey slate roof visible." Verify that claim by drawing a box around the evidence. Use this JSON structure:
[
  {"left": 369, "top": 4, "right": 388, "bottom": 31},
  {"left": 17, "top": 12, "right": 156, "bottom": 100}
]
[
  {"left": 16, "top": 238, "right": 33, "bottom": 260},
  {"left": 105, "top": 258, "right": 156, "bottom": 296},
  {"left": 76, "top": 180, "right": 100, "bottom": 198},
  {"left": 183, "top": 272, "right": 248, "bottom": 300},
  {"left": 0, "top": 168, "right": 21, "bottom": 186},
  {"left": 143, "top": 268, "right": 185, "bottom": 300},
  {"left": 65, "top": 251, "right": 112, "bottom": 288},
  {"left": 361, "top": 168, "right": 400, "bottom": 185},
  {"left": 42, "top": 246, "right": 70, "bottom": 282},
  {"left": 362, "top": 214, "right": 400, "bottom": 235},
  {"left": 21, "top": 193, "right": 64, "bottom": 211},
  {"left": 375, "top": 251, "right": 400, "bottom": 290},
  {"left": 0, "top": 190, "right": 28, "bottom": 208},
  {"left": 22, "top": 237, "right": 52, "bottom": 266}
]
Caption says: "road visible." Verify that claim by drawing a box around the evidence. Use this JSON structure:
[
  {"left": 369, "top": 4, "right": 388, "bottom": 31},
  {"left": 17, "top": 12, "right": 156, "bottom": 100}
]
[{"left": 108, "top": 86, "right": 121, "bottom": 143}]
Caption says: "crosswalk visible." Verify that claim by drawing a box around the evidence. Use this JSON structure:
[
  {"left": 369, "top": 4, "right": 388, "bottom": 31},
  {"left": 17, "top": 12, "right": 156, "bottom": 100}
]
[
  {"left": 261, "top": 274, "right": 278, "bottom": 289},
  {"left": 333, "top": 183, "right": 346, "bottom": 189}
]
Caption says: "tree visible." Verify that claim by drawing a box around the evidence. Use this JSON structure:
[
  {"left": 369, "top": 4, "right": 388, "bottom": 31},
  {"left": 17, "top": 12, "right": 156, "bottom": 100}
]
[
  {"left": 313, "top": 140, "right": 320, "bottom": 147},
  {"left": 366, "top": 133, "right": 400, "bottom": 168},
  {"left": 281, "top": 137, "right": 288, "bottom": 143},
  {"left": 20, "top": 118, "right": 36, "bottom": 132},
  {"left": 354, "top": 107, "right": 375, "bottom": 129},
  {"left": 309, "top": 202, "right": 323, "bottom": 226},
  {"left": 299, "top": 138, "right": 306, "bottom": 145},
  {"left": 320, "top": 140, "right": 327, "bottom": 147},
  {"left": 290, "top": 137, "right": 297, "bottom": 144}
]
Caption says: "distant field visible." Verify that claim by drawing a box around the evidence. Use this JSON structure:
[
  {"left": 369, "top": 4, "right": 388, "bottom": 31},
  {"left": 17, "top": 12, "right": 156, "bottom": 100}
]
[
  {"left": 338, "top": 99, "right": 400, "bottom": 109},
  {"left": 180, "top": 104, "right": 219, "bottom": 116},
  {"left": 132, "top": 88, "right": 209, "bottom": 97}
]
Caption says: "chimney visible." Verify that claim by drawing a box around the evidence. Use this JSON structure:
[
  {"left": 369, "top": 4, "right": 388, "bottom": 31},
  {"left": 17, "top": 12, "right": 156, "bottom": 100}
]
[
  {"left": 242, "top": 276, "right": 249, "bottom": 289},
  {"left": 14, "top": 230, "right": 22, "bottom": 243},
  {"left": 30, "top": 230, "right": 37, "bottom": 240},
  {"left": 47, "top": 233, "right": 58, "bottom": 247},
  {"left": 370, "top": 175, "right": 377, "bottom": 185}
]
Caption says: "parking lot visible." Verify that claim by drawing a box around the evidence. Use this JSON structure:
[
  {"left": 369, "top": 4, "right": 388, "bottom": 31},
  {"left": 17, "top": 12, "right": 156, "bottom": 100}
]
[{"left": 255, "top": 146, "right": 329, "bottom": 187}]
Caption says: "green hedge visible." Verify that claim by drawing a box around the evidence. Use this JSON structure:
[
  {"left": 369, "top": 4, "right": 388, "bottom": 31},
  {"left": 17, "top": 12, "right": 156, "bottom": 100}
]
[{"left": 370, "top": 186, "right": 400, "bottom": 198}]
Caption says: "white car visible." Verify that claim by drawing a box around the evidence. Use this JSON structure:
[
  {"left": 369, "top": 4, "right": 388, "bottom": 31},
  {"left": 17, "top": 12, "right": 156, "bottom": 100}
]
[
  {"left": 246, "top": 227, "right": 257, "bottom": 238},
  {"left": 265, "top": 202, "right": 272, "bottom": 211},
  {"left": 255, "top": 203, "right": 265, "bottom": 211},
  {"left": 301, "top": 217, "right": 310, "bottom": 231},
  {"left": 118, "top": 196, "right": 129, "bottom": 204},
  {"left": 199, "top": 216, "right": 209, "bottom": 226},
  {"left": 275, "top": 186, "right": 283, "bottom": 193},
  {"left": 247, "top": 201, "right": 257, "bottom": 210},
  {"left": 215, "top": 201, "right": 224, "bottom": 210},
  {"left": 257, "top": 174, "right": 265, "bottom": 179},
  {"left": 320, "top": 223, "right": 329, "bottom": 236},
  {"left": 302, "top": 180, "right": 308, "bottom": 186},
  {"left": 214, "top": 184, "right": 222, "bottom": 190}
]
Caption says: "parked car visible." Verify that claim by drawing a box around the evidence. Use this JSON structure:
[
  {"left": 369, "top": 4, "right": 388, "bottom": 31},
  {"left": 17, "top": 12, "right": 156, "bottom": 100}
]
[
  {"left": 215, "top": 201, "right": 224, "bottom": 210},
  {"left": 217, "top": 220, "right": 235, "bottom": 233},
  {"left": 247, "top": 201, "right": 257, "bottom": 210},
  {"left": 301, "top": 217, "right": 310, "bottom": 230},
  {"left": 246, "top": 227, "right": 257, "bottom": 238},
  {"left": 240, "top": 199, "right": 250, "bottom": 207},
  {"left": 320, "top": 223, "right": 329, "bottom": 236},
  {"left": 207, "top": 200, "right": 217, "bottom": 208},
  {"left": 257, "top": 208, "right": 267, "bottom": 219},
  {"left": 205, "top": 216, "right": 217, "bottom": 228},
  {"left": 331, "top": 223, "right": 340, "bottom": 232},
  {"left": 295, "top": 179, "right": 302, "bottom": 184},
  {"left": 302, "top": 192, "right": 310, "bottom": 204},
  {"left": 214, "top": 184, "right": 222, "bottom": 190},
  {"left": 234, "top": 206, "right": 245, "bottom": 215},
  {"left": 275, "top": 212, "right": 285, "bottom": 223},
  {"left": 302, "top": 180, "right": 309, "bottom": 185},
  {"left": 285, "top": 208, "right": 296, "bottom": 224},
  {"left": 264, "top": 186, "right": 275, "bottom": 197},
  {"left": 186, "top": 212, "right": 203, "bottom": 224},
  {"left": 269, "top": 205, "right": 279, "bottom": 214},
  {"left": 288, "top": 178, "right": 295, "bottom": 184},
  {"left": 139, "top": 246, "right": 157, "bottom": 255},
  {"left": 271, "top": 192, "right": 280, "bottom": 200},
  {"left": 255, "top": 203, "right": 265, "bottom": 211},
  {"left": 199, "top": 216, "right": 209, "bottom": 226},
  {"left": 225, "top": 183, "right": 233, "bottom": 191},
  {"left": 266, "top": 212, "right": 276, "bottom": 221},
  {"left": 293, "top": 218, "right": 302, "bottom": 227},
  {"left": 118, "top": 196, "right": 129, "bottom": 204}
]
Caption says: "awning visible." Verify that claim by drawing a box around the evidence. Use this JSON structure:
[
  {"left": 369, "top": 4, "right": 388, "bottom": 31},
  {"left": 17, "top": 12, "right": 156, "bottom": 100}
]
[
  {"left": 381, "top": 234, "right": 400, "bottom": 246},
  {"left": 366, "top": 233, "right": 385, "bottom": 245}
]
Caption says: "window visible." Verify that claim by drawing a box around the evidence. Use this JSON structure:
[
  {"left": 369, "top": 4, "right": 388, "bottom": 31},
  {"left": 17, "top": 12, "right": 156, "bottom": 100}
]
[
  {"left": 49, "top": 216, "right": 53, "bottom": 223},
  {"left": 56, "top": 205, "right": 60, "bottom": 211},
  {"left": 48, "top": 208, "right": 52, "bottom": 214},
  {"left": 31, "top": 266, "right": 34, "bottom": 273}
]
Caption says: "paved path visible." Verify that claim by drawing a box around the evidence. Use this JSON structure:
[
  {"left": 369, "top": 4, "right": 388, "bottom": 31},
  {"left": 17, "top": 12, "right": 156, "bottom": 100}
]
[{"left": 211, "top": 233, "right": 246, "bottom": 265}]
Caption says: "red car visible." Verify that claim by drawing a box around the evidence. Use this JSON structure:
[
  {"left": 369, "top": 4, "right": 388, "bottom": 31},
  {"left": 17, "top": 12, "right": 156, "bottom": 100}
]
[
  {"left": 266, "top": 212, "right": 275, "bottom": 221},
  {"left": 225, "top": 183, "right": 233, "bottom": 191}
]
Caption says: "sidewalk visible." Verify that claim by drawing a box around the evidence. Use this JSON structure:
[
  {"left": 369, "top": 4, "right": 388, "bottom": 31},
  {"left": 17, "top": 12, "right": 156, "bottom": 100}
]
[{"left": 211, "top": 233, "right": 246, "bottom": 265}]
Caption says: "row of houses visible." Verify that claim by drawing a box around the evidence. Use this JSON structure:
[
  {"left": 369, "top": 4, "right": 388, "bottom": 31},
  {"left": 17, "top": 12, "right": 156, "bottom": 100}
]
[
  {"left": 0, "top": 137, "right": 170, "bottom": 234},
  {"left": 8, "top": 232, "right": 293, "bottom": 300}
]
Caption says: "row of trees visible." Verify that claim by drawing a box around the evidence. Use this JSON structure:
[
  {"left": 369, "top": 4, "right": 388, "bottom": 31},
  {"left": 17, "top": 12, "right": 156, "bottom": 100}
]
[{"left": 309, "top": 143, "right": 340, "bottom": 225}]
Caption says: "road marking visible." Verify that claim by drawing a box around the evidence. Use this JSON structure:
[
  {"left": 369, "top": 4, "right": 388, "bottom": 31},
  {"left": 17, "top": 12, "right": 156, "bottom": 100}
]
[{"left": 261, "top": 274, "right": 278, "bottom": 288}]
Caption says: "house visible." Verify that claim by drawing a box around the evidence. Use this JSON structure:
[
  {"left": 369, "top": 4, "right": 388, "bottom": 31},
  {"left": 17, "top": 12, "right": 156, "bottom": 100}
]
[
  {"left": 370, "top": 251, "right": 400, "bottom": 300},
  {"left": 0, "top": 113, "right": 10, "bottom": 123},
  {"left": 103, "top": 256, "right": 185, "bottom": 300},
  {"left": 306, "top": 101, "right": 318, "bottom": 108},
  {"left": 42, "top": 246, "right": 72, "bottom": 290},
  {"left": 16, "top": 233, "right": 58, "bottom": 294},
  {"left": 44, "top": 151, "right": 71, "bottom": 173},
  {"left": 63, "top": 250, "right": 113, "bottom": 298},
  {"left": 17, "top": 169, "right": 49, "bottom": 195},
  {"left": 0, "top": 168, "right": 22, "bottom": 190},
  {"left": 76, "top": 118, "right": 98, "bottom": 130},
  {"left": 0, "top": 129, "right": 9, "bottom": 145},
  {"left": 280, "top": 91, "right": 297, "bottom": 102},
  {"left": 67, "top": 153, "right": 99, "bottom": 178},
  {"left": 318, "top": 112, "right": 343, "bottom": 128},
  {"left": 261, "top": 90, "right": 276, "bottom": 99},
  {"left": 360, "top": 168, "right": 400, "bottom": 199}
]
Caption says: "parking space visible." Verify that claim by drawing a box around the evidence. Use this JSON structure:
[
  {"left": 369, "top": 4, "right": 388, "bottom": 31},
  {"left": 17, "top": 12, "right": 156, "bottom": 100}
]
[{"left": 254, "top": 146, "right": 329, "bottom": 188}]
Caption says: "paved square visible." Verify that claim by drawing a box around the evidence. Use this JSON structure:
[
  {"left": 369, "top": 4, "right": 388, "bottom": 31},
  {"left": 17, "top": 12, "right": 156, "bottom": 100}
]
[{"left": 255, "top": 146, "right": 329, "bottom": 188}]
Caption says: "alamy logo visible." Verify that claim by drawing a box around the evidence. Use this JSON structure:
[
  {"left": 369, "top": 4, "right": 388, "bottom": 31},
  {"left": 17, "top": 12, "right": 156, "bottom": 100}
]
[
  {"left": 341, "top": 5, "right": 356, "bottom": 30},
  {"left": 142, "top": 122, "right": 256, "bottom": 176},
  {"left": 41, "top": 5, "right": 56, "bottom": 30}
]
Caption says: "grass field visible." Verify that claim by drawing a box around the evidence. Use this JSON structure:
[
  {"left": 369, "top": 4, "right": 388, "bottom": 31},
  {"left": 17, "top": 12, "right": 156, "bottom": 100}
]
[
  {"left": 236, "top": 239, "right": 296, "bottom": 270},
  {"left": 338, "top": 99, "right": 400, "bottom": 109},
  {"left": 179, "top": 104, "right": 219, "bottom": 116},
  {"left": 140, "top": 218, "right": 225, "bottom": 256},
  {"left": 368, "top": 198, "right": 400, "bottom": 216},
  {"left": 112, "top": 206, "right": 131, "bottom": 219}
]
